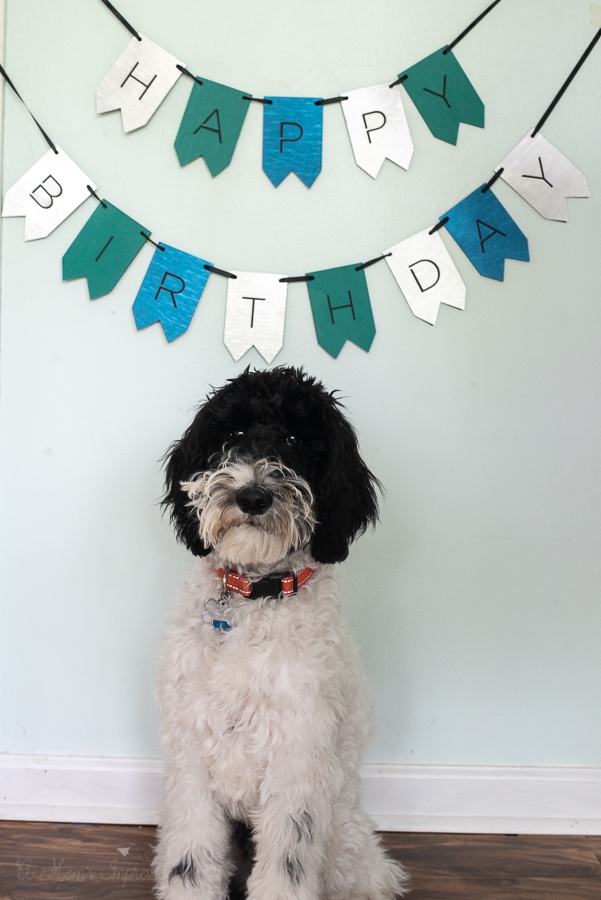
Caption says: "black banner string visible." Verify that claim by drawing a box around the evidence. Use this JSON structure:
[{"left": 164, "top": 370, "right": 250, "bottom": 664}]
[
  {"left": 204, "top": 264, "right": 237, "bottom": 279},
  {"left": 86, "top": 185, "right": 107, "bottom": 208},
  {"left": 141, "top": 232, "right": 165, "bottom": 251},
  {"left": 481, "top": 166, "right": 504, "bottom": 193},
  {"left": 0, "top": 64, "right": 58, "bottom": 153},
  {"left": 176, "top": 65, "right": 202, "bottom": 83},
  {"left": 98, "top": 0, "right": 141, "bottom": 40},
  {"left": 242, "top": 96, "right": 272, "bottom": 105},
  {"left": 279, "top": 275, "right": 315, "bottom": 284},
  {"left": 315, "top": 96, "right": 348, "bottom": 106},
  {"left": 356, "top": 254, "right": 392, "bottom": 271},
  {"left": 444, "top": 0, "right": 503, "bottom": 55},
  {"left": 96, "top": 0, "right": 501, "bottom": 111},
  {"left": 531, "top": 28, "right": 601, "bottom": 137},
  {"left": 389, "top": 2, "right": 502, "bottom": 90},
  {"left": 429, "top": 217, "right": 449, "bottom": 235}
]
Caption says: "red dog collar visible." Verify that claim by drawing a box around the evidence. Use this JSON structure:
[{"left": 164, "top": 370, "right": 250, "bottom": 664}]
[{"left": 217, "top": 567, "right": 314, "bottom": 600}]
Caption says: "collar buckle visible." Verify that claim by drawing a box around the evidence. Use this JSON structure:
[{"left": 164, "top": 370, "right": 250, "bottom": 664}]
[{"left": 217, "top": 567, "right": 314, "bottom": 600}]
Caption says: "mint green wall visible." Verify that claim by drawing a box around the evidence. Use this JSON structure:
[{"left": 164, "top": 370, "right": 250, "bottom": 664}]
[{"left": 1, "top": 0, "right": 600, "bottom": 766}]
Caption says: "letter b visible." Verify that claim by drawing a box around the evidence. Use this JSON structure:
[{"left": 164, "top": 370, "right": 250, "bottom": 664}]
[{"left": 30, "top": 175, "right": 63, "bottom": 209}]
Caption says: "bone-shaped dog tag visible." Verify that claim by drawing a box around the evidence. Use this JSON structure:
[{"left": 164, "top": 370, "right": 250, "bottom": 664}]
[{"left": 204, "top": 595, "right": 236, "bottom": 631}]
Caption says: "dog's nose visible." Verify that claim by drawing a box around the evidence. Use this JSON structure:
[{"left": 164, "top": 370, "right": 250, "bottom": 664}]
[{"left": 235, "top": 486, "right": 273, "bottom": 516}]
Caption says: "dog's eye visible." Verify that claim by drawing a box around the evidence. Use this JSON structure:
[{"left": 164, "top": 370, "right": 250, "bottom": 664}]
[
  {"left": 286, "top": 434, "right": 300, "bottom": 447},
  {"left": 268, "top": 467, "right": 285, "bottom": 480},
  {"left": 229, "top": 430, "right": 245, "bottom": 441}
]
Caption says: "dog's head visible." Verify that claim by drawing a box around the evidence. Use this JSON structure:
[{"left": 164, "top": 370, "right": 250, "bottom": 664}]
[{"left": 162, "top": 367, "right": 380, "bottom": 567}]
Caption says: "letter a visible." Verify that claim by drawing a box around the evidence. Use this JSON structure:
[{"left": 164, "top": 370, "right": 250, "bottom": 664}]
[
  {"left": 194, "top": 108, "right": 223, "bottom": 143},
  {"left": 476, "top": 219, "right": 506, "bottom": 254}
]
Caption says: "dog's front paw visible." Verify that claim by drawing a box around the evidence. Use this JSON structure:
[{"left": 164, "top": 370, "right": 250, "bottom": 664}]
[
  {"left": 157, "top": 879, "right": 226, "bottom": 900},
  {"left": 246, "top": 870, "right": 318, "bottom": 900},
  {"left": 155, "top": 855, "right": 228, "bottom": 900}
]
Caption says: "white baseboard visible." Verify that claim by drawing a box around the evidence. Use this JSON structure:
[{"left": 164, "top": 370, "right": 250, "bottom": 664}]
[
  {"left": 1, "top": 755, "right": 600, "bottom": 834},
  {"left": 0, "top": 755, "right": 161, "bottom": 826},
  {"left": 360, "top": 763, "right": 601, "bottom": 834}
]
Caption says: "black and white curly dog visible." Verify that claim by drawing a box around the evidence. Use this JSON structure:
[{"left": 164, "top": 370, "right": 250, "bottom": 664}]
[{"left": 155, "top": 366, "right": 407, "bottom": 900}]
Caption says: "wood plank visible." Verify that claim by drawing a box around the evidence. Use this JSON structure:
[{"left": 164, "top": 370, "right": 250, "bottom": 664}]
[
  {"left": 379, "top": 832, "right": 601, "bottom": 878},
  {"left": 586, "top": 835, "right": 601, "bottom": 867},
  {"left": 403, "top": 875, "right": 601, "bottom": 900}
]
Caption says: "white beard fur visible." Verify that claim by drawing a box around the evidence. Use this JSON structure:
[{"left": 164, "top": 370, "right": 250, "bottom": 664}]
[
  {"left": 182, "top": 457, "right": 317, "bottom": 574},
  {"left": 155, "top": 548, "right": 408, "bottom": 900}
]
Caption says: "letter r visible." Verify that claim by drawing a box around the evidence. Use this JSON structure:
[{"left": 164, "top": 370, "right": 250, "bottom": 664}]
[{"left": 155, "top": 271, "right": 186, "bottom": 308}]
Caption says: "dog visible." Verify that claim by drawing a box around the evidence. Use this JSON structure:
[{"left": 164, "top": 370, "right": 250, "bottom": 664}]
[{"left": 154, "top": 366, "right": 407, "bottom": 900}]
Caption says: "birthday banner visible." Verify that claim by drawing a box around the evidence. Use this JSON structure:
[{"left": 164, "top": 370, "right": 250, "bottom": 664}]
[
  {"left": 92, "top": 0, "right": 503, "bottom": 185},
  {"left": 1, "top": 6, "right": 599, "bottom": 361}
]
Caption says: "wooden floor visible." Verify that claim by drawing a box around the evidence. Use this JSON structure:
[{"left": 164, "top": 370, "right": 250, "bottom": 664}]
[{"left": 1, "top": 822, "right": 601, "bottom": 899}]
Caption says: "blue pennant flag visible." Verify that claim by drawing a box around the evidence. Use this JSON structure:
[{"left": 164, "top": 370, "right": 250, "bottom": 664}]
[
  {"left": 262, "top": 97, "right": 323, "bottom": 188},
  {"left": 442, "top": 186, "right": 529, "bottom": 281},
  {"left": 133, "top": 244, "right": 212, "bottom": 341}
]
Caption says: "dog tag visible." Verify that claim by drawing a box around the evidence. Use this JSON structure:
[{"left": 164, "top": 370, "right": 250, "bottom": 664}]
[{"left": 203, "top": 595, "right": 235, "bottom": 631}]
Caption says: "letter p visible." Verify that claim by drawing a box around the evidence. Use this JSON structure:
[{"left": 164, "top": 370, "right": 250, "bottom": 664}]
[{"left": 279, "top": 121, "right": 304, "bottom": 153}]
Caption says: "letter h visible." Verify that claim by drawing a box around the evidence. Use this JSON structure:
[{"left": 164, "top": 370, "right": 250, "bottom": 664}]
[
  {"left": 121, "top": 62, "right": 157, "bottom": 100},
  {"left": 327, "top": 290, "right": 356, "bottom": 325}
]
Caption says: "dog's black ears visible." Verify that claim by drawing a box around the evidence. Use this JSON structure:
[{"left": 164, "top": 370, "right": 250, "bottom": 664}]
[
  {"left": 162, "top": 402, "right": 215, "bottom": 558},
  {"left": 309, "top": 398, "right": 380, "bottom": 565}
]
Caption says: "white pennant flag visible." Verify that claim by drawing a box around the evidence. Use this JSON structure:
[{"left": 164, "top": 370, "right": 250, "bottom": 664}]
[
  {"left": 97, "top": 34, "right": 184, "bottom": 133},
  {"left": 2, "top": 147, "right": 95, "bottom": 241},
  {"left": 496, "top": 130, "right": 589, "bottom": 222},
  {"left": 224, "top": 273, "right": 288, "bottom": 363},
  {"left": 384, "top": 227, "right": 466, "bottom": 325},
  {"left": 341, "top": 81, "right": 414, "bottom": 178}
]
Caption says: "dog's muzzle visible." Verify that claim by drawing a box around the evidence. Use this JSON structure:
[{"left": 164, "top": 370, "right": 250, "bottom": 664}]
[{"left": 182, "top": 456, "right": 317, "bottom": 568}]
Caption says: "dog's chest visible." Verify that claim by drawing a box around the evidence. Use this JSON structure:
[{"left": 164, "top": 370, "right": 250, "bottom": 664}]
[{"left": 186, "top": 596, "right": 343, "bottom": 807}]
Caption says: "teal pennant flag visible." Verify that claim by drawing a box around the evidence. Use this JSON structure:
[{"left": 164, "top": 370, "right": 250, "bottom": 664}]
[
  {"left": 174, "top": 77, "right": 251, "bottom": 176},
  {"left": 306, "top": 264, "right": 376, "bottom": 358},
  {"left": 399, "top": 47, "right": 484, "bottom": 145},
  {"left": 132, "top": 243, "right": 212, "bottom": 341},
  {"left": 62, "top": 201, "right": 148, "bottom": 299},
  {"left": 442, "top": 185, "right": 530, "bottom": 281}
]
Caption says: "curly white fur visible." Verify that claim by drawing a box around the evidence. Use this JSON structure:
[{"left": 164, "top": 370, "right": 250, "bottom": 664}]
[{"left": 155, "top": 553, "right": 408, "bottom": 900}]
